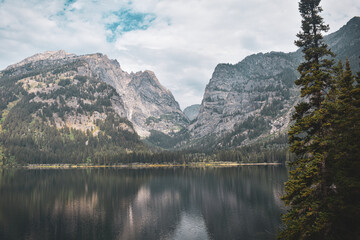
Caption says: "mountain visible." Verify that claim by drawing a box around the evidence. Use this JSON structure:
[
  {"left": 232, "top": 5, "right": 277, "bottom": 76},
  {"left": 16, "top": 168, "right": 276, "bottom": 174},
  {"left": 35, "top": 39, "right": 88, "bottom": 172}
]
[
  {"left": 0, "top": 51, "right": 189, "bottom": 163},
  {"left": 0, "top": 58, "right": 145, "bottom": 164},
  {"left": 187, "top": 17, "right": 360, "bottom": 150},
  {"left": 324, "top": 16, "right": 360, "bottom": 71},
  {"left": 73, "top": 53, "right": 189, "bottom": 137},
  {"left": 4, "top": 51, "right": 188, "bottom": 138},
  {"left": 187, "top": 52, "right": 300, "bottom": 149},
  {"left": 1, "top": 17, "right": 358, "bottom": 161},
  {"left": 183, "top": 104, "right": 201, "bottom": 121}
]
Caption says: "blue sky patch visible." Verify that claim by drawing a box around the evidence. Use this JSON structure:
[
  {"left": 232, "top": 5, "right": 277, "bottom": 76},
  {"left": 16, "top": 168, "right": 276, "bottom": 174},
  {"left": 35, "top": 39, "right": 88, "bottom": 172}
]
[
  {"left": 54, "top": 0, "right": 77, "bottom": 18},
  {"left": 64, "top": 0, "right": 76, "bottom": 7},
  {"left": 105, "top": 9, "right": 156, "bottom": 42}
]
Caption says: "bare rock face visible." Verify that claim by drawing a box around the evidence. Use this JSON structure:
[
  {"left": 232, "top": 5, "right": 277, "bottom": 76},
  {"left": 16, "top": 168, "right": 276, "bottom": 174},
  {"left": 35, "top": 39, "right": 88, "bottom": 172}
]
[
  {"left": 125, "top": 70, "right": 187, "bottom": 137},
  {"left": 183, "top": 104, "right": 200, "bottom": 121},
  {"left": 74, "top": 53, "right": 188, "bottom": 137},
  {"left": 188, "top": 17, "right": 360, "bottom": 148},
  {"left": 6, "top": 50, "right": 76, "bottom": 70},
  {"left": 188, "top": 52, "right": 300, "bottom": 147},
  {"left": 5, "top": 50, "right": 188, "bottom": 138}
]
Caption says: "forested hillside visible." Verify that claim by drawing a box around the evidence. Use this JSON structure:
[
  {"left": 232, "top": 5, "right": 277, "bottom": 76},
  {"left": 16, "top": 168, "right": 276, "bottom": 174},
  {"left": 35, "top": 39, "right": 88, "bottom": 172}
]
[{"left": 0, "top": 60, "right": 147, "bottom": 165}]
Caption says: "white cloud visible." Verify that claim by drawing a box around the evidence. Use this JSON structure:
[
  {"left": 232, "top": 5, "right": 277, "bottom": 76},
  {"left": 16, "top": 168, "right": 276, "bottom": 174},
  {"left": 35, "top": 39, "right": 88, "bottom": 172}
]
[{"left": 0, "top": 0, "right": 359, "bottom": 109}]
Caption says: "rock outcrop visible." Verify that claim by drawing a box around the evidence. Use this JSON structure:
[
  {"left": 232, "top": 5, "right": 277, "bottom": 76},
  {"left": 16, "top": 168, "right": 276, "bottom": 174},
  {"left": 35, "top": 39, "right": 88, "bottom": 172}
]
[
  {"left": 183, "top": 104, "right": 200, "bottom": 121},
  {"left": 188, "top": 17, "right": 360, "bottom": 149},
  {"left": 188, "top": 52, "right": 300, "bottom": 147}
]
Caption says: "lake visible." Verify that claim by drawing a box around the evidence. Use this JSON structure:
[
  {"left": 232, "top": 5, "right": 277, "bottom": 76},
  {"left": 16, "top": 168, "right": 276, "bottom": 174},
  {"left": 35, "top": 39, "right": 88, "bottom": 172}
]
[{"left": 0, "top": 166, "right": 287, "bottom": 240}]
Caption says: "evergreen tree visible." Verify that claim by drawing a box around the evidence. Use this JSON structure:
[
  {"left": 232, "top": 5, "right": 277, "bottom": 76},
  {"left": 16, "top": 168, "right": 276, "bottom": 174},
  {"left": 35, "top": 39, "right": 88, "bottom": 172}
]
[
  {"left": 279, "top": 0, "right": 336, "bottom": 239},
  {"left": 323, "top": 59, "right": 360, "bottom": 239}
]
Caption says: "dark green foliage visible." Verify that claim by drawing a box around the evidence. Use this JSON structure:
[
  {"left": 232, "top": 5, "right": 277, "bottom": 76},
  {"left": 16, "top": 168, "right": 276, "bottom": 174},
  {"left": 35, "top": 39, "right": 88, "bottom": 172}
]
[
  {"left": 0, "top": 98, "right": 144, "bottom": 164},
  {"left": 146, "top": 129, "right": 190, "bottom": 150},
  {"left": 279, "top": 68, "right": 298, "bottom": 88},
  {"left": 3, "top": 60, "right": 84, "bottom": 83},
  {"left": 180, "top": 130, "right": 292, "bottom": 164},
  {"left": 0, "top": 74, "right": 27, "bottom": 115},
  {"left": 74, "top": 75, "right": 87, "bottom": 83},
  {"left": 220, "top": 116, "right": 271, "bottom": 148},
  {"left": 319, "top": 60, "right": 360, "bottom": 239},
  {"left": 145, "top": 116, "right": 161, "bottom": 125},
  {"left": 58, "top": 78, "right": 71, "bottom": 86},
  {"left": 279, "top": 1, "right": 360, "bottom": 239},
  {"left": 280, "top": 0, "right": 336, "bottom": 238},
  {"left": 95, "top": 82, "right": 109, "bottom": 93},
  {"left": 261, "top": 99, "right": 284, "bottom": 117},
  {"left": 215, "top": 148, "right": 292, "bottom": 163},
  {"left": 216, "top": 134, "right": 294, "bottom": 163},
  {"left": 145, "top": 113, "right": 188, "bottom": 127}
]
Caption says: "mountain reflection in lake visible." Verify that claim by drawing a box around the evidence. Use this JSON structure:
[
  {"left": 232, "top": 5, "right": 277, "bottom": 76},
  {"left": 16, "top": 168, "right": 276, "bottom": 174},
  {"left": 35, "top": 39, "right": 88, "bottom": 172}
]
[{"left": 0, "top": 167, "right": 287, "bottom": 240}]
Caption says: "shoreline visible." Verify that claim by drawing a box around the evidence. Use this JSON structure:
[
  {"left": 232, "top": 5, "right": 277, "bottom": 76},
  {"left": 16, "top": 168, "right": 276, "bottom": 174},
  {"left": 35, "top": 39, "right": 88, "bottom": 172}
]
[{"left": 19, "top": 162, "right": 283, "bottom": 169}]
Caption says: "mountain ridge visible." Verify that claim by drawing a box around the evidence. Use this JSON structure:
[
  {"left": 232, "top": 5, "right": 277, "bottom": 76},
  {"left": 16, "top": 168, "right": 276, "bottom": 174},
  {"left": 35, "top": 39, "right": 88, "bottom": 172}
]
[
  {"left": 2, "top": 51, "right": 188, "bottom": 138},
  {"left": 1, "top": 17, "right": 359, "bottom": 155},
  {"left": 0, "top": 60, "right": 146, "bottom": 163},
  {"left": 185, "top": 16, "right": 360, "bottom": 150}
]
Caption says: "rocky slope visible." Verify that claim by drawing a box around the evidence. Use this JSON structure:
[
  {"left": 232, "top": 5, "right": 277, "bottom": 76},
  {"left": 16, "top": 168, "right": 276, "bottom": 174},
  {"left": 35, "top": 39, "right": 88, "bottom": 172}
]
[
  {"left": 324, "top": 16, "right": 360, "bottom": 71},
  {"left": 187, "top": 16, "right": 360, "bottom": 149},
  {"left": 0, "top": 59, "right": 146, "bottom": 163},
  {"left": 183, "top": 104, "right": 200, "bottom": 121},
  {"left": 188, "top": 52, "right": 300, "bottom": 148},
  {"left": 4, "top": 51, "right": 188, "bottom": 138}
]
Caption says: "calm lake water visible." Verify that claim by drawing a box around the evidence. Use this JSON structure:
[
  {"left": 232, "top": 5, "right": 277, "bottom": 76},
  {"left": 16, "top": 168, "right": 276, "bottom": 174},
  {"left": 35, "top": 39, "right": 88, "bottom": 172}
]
[{"left": 0, "top": 166, "right": 287, "bottom": 240}]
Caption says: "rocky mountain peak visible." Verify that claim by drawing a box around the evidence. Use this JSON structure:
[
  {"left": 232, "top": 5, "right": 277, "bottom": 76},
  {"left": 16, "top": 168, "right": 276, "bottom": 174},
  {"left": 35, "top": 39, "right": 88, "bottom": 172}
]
[
  {"left": 188, "top": 16, "right": 360, "bottom": 149},
  {"left": 0, "top": 54, "right": 145, "bottom": 163},
  {"left": 2, "top": 50, "right": 188, "bottom": 139},
  {"left": 6, "top": 50, "right": 75, "bottom": 70},
  {"left": 188, "top": 51, "right": 298, "bottom": 142},
  {"left": 130, "top": 70, "right": 170, "bottom": 94},
  {"left": 183, "top": 104, "right": 200, "bottom": 121},
  {"left": 73, "top": 53, "right": 188, "bottom": 137},
  {"left": 346, "top": 16, "right": 360, "bottom": 27},
  {"left": 324, "top": 16, "right": 360, "bottom": 72}
]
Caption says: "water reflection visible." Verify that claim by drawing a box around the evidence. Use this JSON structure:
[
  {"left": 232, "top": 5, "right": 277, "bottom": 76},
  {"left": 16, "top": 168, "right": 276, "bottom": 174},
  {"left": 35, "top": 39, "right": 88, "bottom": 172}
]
[{"left": 0, "top": 167, "right": 287, "bottom": 240}]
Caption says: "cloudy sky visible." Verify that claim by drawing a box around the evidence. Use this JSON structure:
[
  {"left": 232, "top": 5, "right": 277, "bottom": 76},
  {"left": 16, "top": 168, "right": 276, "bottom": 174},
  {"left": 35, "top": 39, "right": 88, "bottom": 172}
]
[{"left": 0, "top": 0, "right": 359, "bottom": 109}]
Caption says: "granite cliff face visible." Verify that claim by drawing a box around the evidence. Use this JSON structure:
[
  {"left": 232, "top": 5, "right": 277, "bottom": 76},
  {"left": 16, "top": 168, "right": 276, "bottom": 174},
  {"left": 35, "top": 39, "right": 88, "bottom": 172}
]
[
  {"left": 4, "top": 51, "right": 188, "bottom": 138},
  {"left": 188, "top": 17, "right": 360, "bottom": 149},
  {"left": 183, "top": 104, "right": 200, "bottom": 121},
  {"left": 188, "top": 52, "right": 300, "bottom": 148}
]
